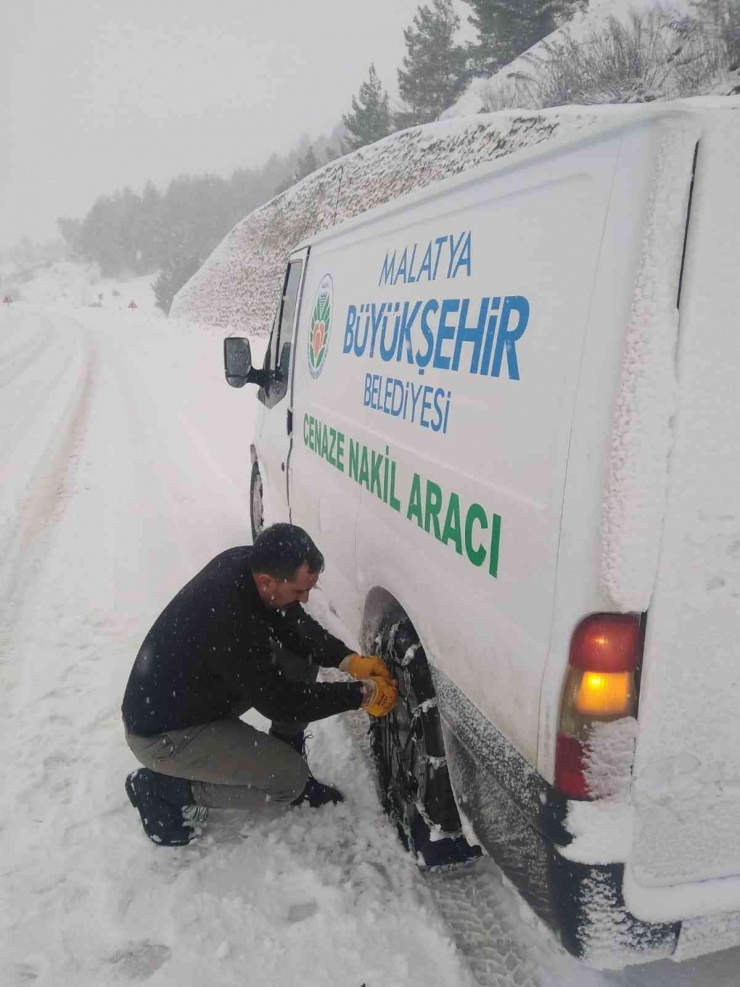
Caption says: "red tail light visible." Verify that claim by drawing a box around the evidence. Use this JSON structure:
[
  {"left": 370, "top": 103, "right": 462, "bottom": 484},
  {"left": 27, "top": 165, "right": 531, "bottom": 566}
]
[
  {"left": 555, "top": 613, "right": 641, "bottom": 800},
  {"left": 569, "top": 613, "right": 641, "bottom": 672},
  {"left": 555, "top": 734, "right": 588, "bottom": 800}
]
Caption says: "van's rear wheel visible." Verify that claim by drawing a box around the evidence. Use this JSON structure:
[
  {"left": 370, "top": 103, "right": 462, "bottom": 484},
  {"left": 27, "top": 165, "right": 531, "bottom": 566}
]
[
  {"left": 250, "top": 461, "right": 265, "bottom": 541},
  {"left": 370, "top": 617, "right": 480, "bottom": 867}
]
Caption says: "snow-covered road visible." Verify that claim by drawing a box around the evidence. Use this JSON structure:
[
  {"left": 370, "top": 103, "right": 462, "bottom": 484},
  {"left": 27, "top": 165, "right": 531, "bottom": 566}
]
[{"left": 1, "top": 303, "right": 738, "bottom": 986}]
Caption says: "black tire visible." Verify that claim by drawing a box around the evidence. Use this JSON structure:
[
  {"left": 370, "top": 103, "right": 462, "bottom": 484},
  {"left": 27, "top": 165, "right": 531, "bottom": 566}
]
[
  {"left": 250, "top": 460, "right": 265, "bottom": 542},
  {"left": 370, "top": 617, "right": 481, "bottom": 867}
]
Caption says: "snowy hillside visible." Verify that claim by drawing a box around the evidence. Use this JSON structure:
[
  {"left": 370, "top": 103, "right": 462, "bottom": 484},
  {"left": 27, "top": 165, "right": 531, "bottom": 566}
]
[
  {"left": 447, "top": 0, "right": 740, "bottom": 117},
  {"left": 171, "top": 105, "right": 617, "bottom": 333},
  {"left": 172, "top": 0, "right": 739, "bottom": 336}
]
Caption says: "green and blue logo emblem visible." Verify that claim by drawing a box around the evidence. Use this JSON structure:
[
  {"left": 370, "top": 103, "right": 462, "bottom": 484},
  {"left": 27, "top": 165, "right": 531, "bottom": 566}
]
[{"left": 308, "top": 274, "right": 333, "bottom": 379}]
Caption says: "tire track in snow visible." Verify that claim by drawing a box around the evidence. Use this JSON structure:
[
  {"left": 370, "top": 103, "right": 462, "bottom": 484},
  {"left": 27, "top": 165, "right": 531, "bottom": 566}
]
[
  {"left": 0, "top": 314, "right": 54, "bottom": 389},
  {"left": 0, "top": 312, "right": 82, "bottom": 467},
  {"left": 343, "top": 707, "right": 602, "bottom": 987},
  {"left": 0, "top": 311, "right": 96, "bottom": 684},
  {"left": 426, "top": 860, "right": 549, "bottom": 987},
  {"left": 424, "top": 858, "right": 602, "bottom": 987}
]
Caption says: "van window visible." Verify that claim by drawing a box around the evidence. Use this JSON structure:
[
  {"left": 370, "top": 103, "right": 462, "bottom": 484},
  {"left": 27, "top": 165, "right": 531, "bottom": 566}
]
[{"left": 259, "top": 260, "right": 303, "bottom": 409}]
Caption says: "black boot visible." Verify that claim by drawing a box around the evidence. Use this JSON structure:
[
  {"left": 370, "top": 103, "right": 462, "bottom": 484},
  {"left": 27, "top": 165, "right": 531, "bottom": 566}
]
[
  {"left": 291, "top": 776, "right": 344, "bottom": 808},
  {"left": 125, "top": 768, "right": 208, "bottom": 846},
  {"left": 269, "top": 729, "right": 341, "bottom": 805}
]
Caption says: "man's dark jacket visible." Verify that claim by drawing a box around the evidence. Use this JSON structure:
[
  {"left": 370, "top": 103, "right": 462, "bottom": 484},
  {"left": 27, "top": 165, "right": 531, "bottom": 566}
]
[{"left": 122, "top": 547, "right": 362, "bottom": 737}]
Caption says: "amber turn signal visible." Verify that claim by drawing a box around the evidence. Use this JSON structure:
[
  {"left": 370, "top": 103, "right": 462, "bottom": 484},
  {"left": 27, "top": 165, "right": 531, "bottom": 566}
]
[{"left": 575, "top": 670, "right": 633, "bottom": 717}]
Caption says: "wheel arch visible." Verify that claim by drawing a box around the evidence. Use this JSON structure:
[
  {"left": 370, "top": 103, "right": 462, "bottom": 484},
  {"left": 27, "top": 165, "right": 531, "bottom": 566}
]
[
  {"left": 359, "top": 585, "right": 406, "bottom": 655},
  {"left": 359, "top": 584, "right": 441, "bottom": 692},
  {"left": 360, "top": 585, "right": 439, "bottom": 663}
]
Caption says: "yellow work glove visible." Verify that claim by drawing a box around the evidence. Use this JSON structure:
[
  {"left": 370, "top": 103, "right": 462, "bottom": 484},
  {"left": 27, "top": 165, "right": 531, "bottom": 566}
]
[
  {"left": 360, "top": 675, "right": 398, "bottom": 717},
  {"left": 339, "top": 653, "right": 392, "bottom": 681}
]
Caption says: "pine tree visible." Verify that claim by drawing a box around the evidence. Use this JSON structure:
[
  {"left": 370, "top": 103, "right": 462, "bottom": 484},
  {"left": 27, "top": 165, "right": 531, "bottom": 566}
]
[
  {"left": 135, "top": 181, "right": 164, "bottom": 273},
  {"left": 396, "top": 0, "right": 469, "bottom": 126},
  {"left": 342, "top": 65, "right": 393, "bottom": 152},
  {"left": 152, "top": 254, "right": 202, "bottom": 314},
  {"left": 689, "top": 0, "right": 740, "bottom": 67},
  {"left": 466, "top": 0, "right": 567, "bottom": 75},
  {"left": 55, "top": 125, "right": 346, "bottom": 293},
  {"left": 295, "top": 145, "right": 320, "bottom": 181}
]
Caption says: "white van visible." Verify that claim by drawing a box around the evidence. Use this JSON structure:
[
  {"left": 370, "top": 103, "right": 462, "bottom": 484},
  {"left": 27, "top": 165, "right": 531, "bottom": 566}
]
[{"left": 224, "top": 99, "right": 740, "bottom": 967}]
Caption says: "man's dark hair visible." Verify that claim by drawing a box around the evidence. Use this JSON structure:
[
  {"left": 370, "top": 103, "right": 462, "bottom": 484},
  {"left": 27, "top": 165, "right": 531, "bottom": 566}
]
[{"left": 249, "top": 523, "right": 325, "bottom": 580}]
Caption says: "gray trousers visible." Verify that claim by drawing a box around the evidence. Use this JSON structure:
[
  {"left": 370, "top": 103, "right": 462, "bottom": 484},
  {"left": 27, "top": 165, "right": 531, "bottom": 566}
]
[{"left": 125, "top": 646, "right": 317, "bottom": 811}]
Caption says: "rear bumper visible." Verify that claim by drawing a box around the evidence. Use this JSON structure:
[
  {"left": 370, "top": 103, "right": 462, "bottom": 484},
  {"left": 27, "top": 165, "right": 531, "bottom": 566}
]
[{"left": 432, "top": 669, "right": 680, "bottom": 967}]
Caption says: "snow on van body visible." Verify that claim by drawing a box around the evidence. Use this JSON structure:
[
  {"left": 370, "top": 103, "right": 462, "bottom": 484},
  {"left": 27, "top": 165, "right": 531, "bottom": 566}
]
[
  {"left": 623, "top": 111, "right": 740, "bottom": 934},
  {"left": 230, "top": 98, "right": 740, "bottom": 966}
]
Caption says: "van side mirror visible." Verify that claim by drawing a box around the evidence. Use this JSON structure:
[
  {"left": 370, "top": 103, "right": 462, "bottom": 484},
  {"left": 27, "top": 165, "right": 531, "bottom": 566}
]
[{"left": 224, "top": 336, "right": 266, "bottom": 388}]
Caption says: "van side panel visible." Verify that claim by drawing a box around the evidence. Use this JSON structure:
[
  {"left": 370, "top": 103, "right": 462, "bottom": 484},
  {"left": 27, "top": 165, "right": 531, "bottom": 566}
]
[{"left": 299, "top": 133, "right": 626, "bottom": 765}]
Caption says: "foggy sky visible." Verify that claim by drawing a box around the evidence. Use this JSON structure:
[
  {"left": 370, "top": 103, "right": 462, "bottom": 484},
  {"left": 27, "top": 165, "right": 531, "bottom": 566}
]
[{"left": 1, "top": 0, "right": 473, "bottom": 250}]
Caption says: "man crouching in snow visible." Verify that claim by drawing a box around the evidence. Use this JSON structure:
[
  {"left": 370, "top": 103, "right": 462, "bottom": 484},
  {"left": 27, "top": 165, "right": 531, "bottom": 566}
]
[{"left": 122, "top": 523, "right": 397, "bottom": 846}]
